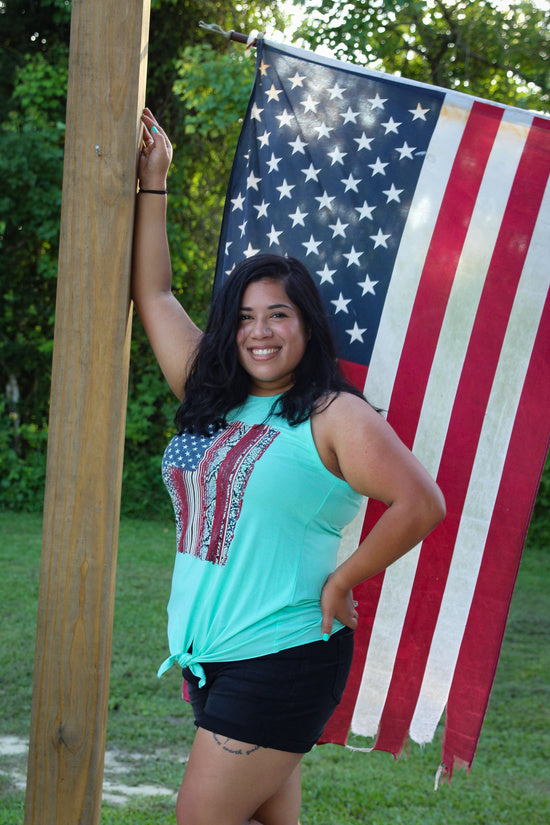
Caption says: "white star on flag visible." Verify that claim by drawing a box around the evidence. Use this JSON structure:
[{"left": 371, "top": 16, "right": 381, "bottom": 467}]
[
  {"left": 354, "top": 132, "right": 374, "bottom": 151},
  {"left": 382, "top": 184, "right": 404, "bottom": 203},
  {"left": 343, "top": 246, "right": 364, "bottom": 266},
  {"left": 368, "top": 157, "right": 388, "bottom": 176},
  {"left": 302, "top": 163, "right": 321, "bottom": 182},
  {"left": 276, "top": 180, "right": 295, "bottom": 199},
  {"left": 253, "top": 199, "right": 270, "bottom": 218},
  {"left": 396, "top": 141, "right": 416, "bottom": 159},
  {"left": 329, "top": 218, "right": 349, "bottom": 238},
  {"left": 381, "top": 117, "right": 402, "bottom": 134},
  {"left": 250, "top": 102, "right": 263, "bottom": 121},
  {"left": 331, "top": 292, "right": 352, "bottom": 313},
  {"left": 346, "top": 322, "right": 367, "bottom": 342},
  {"left": 370, "top": 228, "right": 391, "bottom": 248},
  {"left": 302, "top": 235, "right": 322, "bottom": 255},
  {"left": 316, "top": 264, "right": 336, "bottom": 284},
  {"left": 358, "top": 274, "right": 378, "bottom": 295},
  {"left": 266, "top": 84, "right": 282, "bottom": 102}
]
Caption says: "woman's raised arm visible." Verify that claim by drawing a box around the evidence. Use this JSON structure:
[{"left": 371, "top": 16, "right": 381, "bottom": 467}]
[{"left": 132, "top": 109, "right": 202, "bottom": 399}]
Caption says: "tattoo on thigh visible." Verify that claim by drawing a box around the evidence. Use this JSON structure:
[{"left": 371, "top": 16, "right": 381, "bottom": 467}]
[{"left": 212, "top": 732, "right": 261, "bottom": 756}]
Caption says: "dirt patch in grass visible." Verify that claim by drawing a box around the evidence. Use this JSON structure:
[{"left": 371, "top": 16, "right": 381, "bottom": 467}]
[{"left": 0, "top": 735, "right": 182, "bottom": 805}]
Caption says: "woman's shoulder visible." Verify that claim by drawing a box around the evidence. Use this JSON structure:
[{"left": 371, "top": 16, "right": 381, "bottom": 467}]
[
  {"left": 313, "top": 389, "right": 374, "bottom": 423},
  {"left": 310, "top": 391, "right": 382, "bottom": 478},
  {"left": 313, "top": 389, "right": 389, "bottom": 448}
]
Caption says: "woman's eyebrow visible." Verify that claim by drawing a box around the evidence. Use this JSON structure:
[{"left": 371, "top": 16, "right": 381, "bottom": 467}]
[{"left": 240, "top": 302, "right": 294, "bottom": 311}]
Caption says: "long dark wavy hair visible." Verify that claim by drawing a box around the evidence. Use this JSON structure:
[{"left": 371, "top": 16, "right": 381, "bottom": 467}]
[{"left": 175, "top": 254, "right": 366, "bottom": 434}]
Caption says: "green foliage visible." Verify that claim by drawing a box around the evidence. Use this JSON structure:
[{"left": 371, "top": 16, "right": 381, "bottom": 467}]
[
  {"left": 294, "top": 0, "right": 549, "bottom": 111},
  {"left": 174, "top": 44, "right": 256, "bottom": 139},
  {"left": 0, "top": 5, "right": 68, "bottom": 514},
  {"left": 0, "top": 400, "right": 47, "bottom": 511},
  {"left": 0, "top": 48, "right": 66, "bottom": 439}
]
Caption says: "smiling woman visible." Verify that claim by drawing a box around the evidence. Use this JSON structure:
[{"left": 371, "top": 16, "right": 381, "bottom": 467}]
[{"left": 131, "top": 108, "right": 445, "bottom": 825}]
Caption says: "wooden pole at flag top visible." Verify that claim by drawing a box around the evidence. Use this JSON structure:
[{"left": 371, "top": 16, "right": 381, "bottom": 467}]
[{"left": 24, "top": 1, "right": 151, "bottom": 823}]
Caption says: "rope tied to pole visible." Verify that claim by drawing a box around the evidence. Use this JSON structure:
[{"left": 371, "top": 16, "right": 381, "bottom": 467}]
[{"left": 199, "top": 21, "right": 262, "bottom": 49}]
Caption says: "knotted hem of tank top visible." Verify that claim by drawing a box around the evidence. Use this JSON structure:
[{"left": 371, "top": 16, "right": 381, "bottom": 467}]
[{"left": 157, "top": 651, "right": 206, "bottom": 687}]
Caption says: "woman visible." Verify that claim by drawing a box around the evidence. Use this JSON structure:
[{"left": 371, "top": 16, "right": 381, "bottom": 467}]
[{"left": 132, "top": 109, "right": 446, "bottom": 825}]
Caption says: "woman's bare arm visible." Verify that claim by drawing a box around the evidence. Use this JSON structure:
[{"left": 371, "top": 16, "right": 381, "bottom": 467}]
[
  {"left": 316, "top": 393, "right": 446, "bottom": 637},
  {"left": 132, "top": 109, "right": 202, "bottom": 399}
]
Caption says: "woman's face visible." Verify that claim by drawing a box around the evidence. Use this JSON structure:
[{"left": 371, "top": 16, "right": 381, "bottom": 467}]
[{"left": 236, "top": 278, "right": 310, "bottom": 396}]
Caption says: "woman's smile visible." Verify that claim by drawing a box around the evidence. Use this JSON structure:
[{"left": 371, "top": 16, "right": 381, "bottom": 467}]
[{"left": 249, "top": 346, "right": 281, "bottom": 358}]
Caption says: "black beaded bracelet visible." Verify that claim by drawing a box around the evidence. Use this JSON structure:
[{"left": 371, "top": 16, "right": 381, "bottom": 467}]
[{"left": 138, "top": 188, "right": 168, "bottom": 195}]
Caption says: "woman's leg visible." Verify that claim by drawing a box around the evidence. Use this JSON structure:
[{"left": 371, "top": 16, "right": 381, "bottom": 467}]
[
  {"left": 250, "top": 763, "right": 301, "bottom": 825},
  {"left": 176, "top": 727, "right": 304, "bottom": 825}
]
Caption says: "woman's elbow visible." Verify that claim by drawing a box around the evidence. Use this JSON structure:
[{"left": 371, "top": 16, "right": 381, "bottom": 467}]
[{"left": 424, "top": 484, "right": 446, "bottom": 532}]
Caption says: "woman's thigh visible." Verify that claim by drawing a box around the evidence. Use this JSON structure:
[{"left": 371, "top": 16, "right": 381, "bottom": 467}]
[
  {"left": 176, "top": 726, "right": 304, "bottom": 825},
  {"left": 251, "top": 763, "right": 302, "bottom": 825}
]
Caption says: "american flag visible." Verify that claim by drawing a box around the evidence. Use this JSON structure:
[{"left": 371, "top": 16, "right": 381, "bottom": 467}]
[{"left": 214, "top": 39, "right": 550, "bottom": 779}]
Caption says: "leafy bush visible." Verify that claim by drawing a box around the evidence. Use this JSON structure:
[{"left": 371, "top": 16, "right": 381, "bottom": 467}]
[{"left": 0, "top": 399, "right": 47, "bottom": 511}]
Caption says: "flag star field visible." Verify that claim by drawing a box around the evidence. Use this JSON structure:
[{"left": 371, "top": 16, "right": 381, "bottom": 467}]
[{"left": 216, "top": 44, "right": 443, "bottom": 365}]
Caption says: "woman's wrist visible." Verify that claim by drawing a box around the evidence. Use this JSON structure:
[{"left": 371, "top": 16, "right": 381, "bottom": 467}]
[
  {"left": 138, "top": 187, "right": 167, "bottom": 195},
  {"left": 329, "top": 563, "right": 358, "bottom": 594},
  {"left": 138, "top": 178, "right": 168, "bottom": 192}
]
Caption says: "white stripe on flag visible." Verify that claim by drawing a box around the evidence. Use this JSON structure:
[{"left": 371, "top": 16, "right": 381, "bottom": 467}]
[{"left": 410, "top": 165, "right": 550, "bottom": 744}]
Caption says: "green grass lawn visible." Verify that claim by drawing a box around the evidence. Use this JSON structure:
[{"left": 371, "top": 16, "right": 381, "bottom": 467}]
[{"left": 0, "top": 510, "right": 548, "bottom": 824}]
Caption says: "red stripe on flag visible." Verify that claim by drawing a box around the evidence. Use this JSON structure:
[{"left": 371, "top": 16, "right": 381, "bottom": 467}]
[
  {"left": 440, "top": 120, "right": 550, "bottom": 779},
  {"left": 374, "top": 114, "right": 550, "bottom": 756},
  {"left": 339, "top": 358, "right": 369, "bottom": 392},
  {"left": 321, "top": 101, "right": 503, "bottom": 746}
]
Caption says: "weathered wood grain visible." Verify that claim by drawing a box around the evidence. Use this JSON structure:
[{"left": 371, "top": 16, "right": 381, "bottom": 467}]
[{"left": 24, "top": 3, "right": 151, "bottom": 823}]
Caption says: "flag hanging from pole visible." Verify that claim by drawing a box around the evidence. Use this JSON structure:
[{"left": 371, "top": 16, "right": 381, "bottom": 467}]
[{"left": 213, "top": 38, "right": 550, "bottom": 779}]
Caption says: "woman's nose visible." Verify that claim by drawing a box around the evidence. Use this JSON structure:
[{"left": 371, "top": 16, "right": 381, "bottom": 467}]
[{"left": 251, "top": 318, "right": 272, "bottom": 337}]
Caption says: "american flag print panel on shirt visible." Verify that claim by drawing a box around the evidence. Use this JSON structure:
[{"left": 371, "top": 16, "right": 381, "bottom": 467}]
[
  {"left": 214, "top": 38, "right": 550, "bottom": 780},
  {"left": 163, "top": 422, "right": 279, "bottom": 566}
]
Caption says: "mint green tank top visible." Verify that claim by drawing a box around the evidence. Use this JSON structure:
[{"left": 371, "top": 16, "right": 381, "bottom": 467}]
[{"left": 159, "top": 394, "right": 362, "bottom": 685}]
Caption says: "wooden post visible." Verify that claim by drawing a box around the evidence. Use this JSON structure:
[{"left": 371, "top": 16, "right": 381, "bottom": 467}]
[{"left": 24, "top": 2, "right": 151, "bottom": 823}]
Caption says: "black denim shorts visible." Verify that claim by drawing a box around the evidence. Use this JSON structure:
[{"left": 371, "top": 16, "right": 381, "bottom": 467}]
[{"left": 182, "top": 626, "right": 354, "bottom": 753}]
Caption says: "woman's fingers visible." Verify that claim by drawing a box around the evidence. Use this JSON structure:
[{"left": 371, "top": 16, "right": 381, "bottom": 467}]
[{"left": 141, "top": 109, "right": 173, "bottom": 164}]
